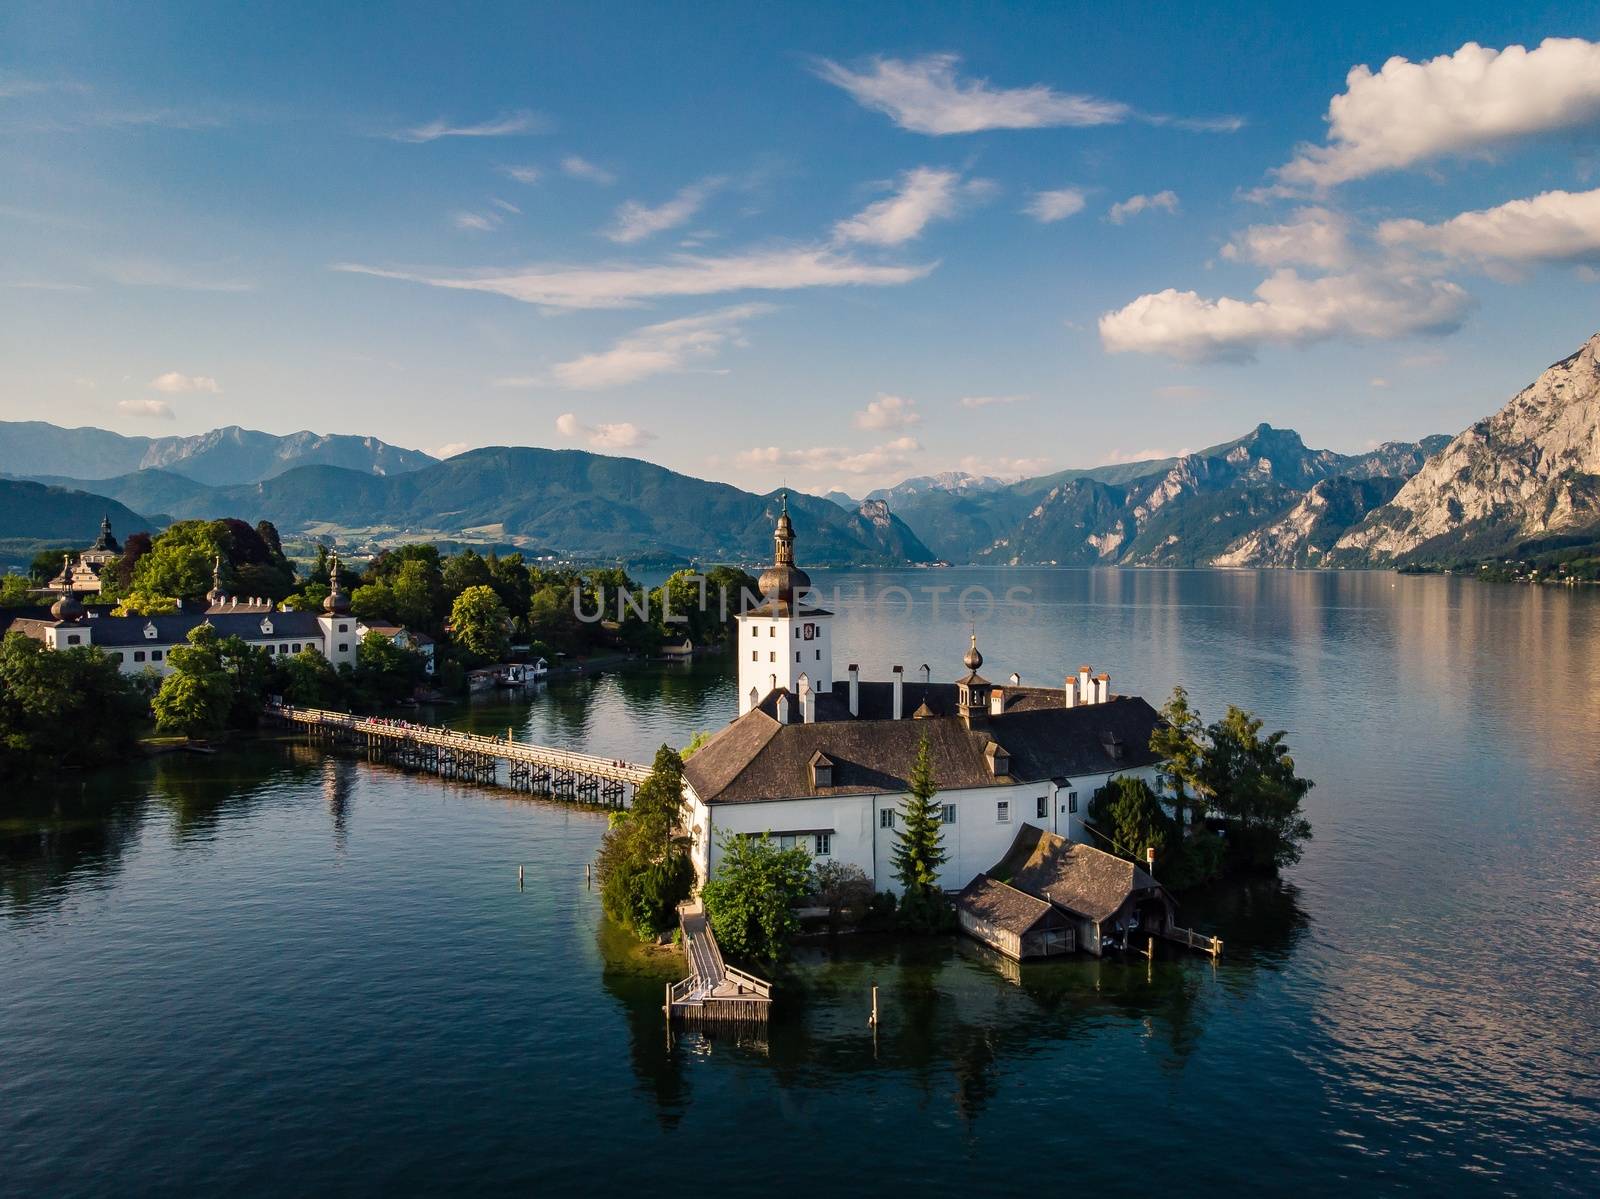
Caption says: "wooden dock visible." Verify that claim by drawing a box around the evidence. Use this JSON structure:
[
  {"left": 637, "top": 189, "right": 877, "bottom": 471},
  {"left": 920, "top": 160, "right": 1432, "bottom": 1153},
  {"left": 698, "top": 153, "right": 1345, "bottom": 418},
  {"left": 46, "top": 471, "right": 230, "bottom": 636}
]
[
  {"left": 665, "top": 900, "right": 772, "bottom": 1025},
  {"left": 266, "top": 703, "right": 649, "bottom": 806}
]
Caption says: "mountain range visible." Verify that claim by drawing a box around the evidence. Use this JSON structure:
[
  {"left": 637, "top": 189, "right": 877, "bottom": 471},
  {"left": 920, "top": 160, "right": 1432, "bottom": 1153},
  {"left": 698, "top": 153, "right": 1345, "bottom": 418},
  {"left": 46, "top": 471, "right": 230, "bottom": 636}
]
[{"left": 4, "top": 331, "right": 1598, "bottom": 570}]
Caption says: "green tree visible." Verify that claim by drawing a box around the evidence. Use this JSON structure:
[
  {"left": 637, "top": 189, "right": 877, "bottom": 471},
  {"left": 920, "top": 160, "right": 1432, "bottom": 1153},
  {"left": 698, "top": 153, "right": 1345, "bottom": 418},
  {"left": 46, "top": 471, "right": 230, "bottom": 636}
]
[
  {"left": 278, "top": 646, "right": 344, "bottom": 707},
  {"left": 892, "top": 734, "right": 952, "bottom": 930},
  {"left": 594, "top": 745, "right": 694, "bottom": 941},
  {"left": 217, "top": 634, "right": 274, "bottom": 729},
  {"left": 0, "top": 633, "right": 144, "bottom": 778},
  {"left": 392, "top": 558, "right": 443, "bottom": 632},
  {"left": 350, "top": 581, "right": 397, "bottom": 623},
  {"left": 152, "top": 625, "right": 234, "bottom": 739},
  {"left": 129, "top": 521, "right": 224, "bottom": 603},
  {"left": 701, "top": 832, "right": 814, "bottom": 963},
  {"left": 442, "top": 549, "right": 493, "bottom": 603},
  {"left": 449, "top": 584, "right": 510, "bottom": 663},
  {"left": 1151, "top": 685, "right": 1209, "bottom": 833},
  {"left": 1200, "top": 706, "right": 1314, "bottom": 872},
  {"left": 1087, "top": 775, "right": 1173, "bottom": 864},
  {"left": 355, "top": 630, "right": 424, "bottom": 705},
  {"left": 0, "top": 574, "right": 33, "bottom": 608}
]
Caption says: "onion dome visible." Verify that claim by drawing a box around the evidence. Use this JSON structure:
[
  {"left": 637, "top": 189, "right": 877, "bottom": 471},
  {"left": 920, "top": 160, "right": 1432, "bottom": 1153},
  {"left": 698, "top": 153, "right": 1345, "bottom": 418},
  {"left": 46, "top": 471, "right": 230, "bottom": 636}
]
[
  {"left": 963, "top": 631, "right": 983, "bottom": 672},
  {"left": 323, "top": 550, "right": 351, "bottom": 615},
  {"left": 50, "top": 589, "right": 85, "bottom": 622},
  {"left": 758, "top": 491, "right": 811, "bottom": 603}
]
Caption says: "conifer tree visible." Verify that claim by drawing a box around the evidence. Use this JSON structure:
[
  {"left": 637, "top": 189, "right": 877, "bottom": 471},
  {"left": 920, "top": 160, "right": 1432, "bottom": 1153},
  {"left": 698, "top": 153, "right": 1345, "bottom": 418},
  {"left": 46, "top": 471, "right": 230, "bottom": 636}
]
[{"left": 892, "top": 735, "right": 946, "bottom": 896}]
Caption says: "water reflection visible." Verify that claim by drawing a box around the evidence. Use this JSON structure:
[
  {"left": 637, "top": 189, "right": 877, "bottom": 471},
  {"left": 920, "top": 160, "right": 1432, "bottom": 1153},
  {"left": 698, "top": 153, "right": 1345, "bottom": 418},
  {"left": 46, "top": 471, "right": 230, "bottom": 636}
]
[{"left": 0, "top": 777, "right": 147, "bottom": 917}]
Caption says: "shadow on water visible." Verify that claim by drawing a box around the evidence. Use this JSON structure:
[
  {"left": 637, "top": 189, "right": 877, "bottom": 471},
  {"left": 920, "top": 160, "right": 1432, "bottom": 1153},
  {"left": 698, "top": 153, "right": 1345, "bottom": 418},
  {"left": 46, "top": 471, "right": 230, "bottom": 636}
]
[{"left": 594, "top": 919, "right": 694, "bottom": 1128}]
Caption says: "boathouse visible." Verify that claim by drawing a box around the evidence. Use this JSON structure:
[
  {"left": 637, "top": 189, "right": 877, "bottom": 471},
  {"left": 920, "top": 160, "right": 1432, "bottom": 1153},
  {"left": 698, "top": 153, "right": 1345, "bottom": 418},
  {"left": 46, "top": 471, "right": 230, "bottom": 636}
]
[
  {"left": 956, "top": 873, "right": 1075, "bottom": 959},
  {"left": 989, "top": 824, "right": 1175, "bottom": 957}
]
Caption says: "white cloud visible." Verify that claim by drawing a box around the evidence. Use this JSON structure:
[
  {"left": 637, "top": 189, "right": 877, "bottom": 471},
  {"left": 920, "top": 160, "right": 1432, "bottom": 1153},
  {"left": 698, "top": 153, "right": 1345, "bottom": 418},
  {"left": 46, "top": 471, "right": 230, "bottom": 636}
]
[
  {"left": 491, "top": 197, "right": 521, "bottom": 214},
  {"left": 117, "top": 398, "right": 174, "bottom": 420},
  {"left": 501, "top": 165, "right": 542, "bottom": 185},
  {"left": 853, "top": 394, "right": 921, "bottom": 430},
  {"left": 1277, "top": 38, "right": 1600, "bottom": 188},
  {"left": 833, "top": 167, "right": 983, "bottom": 246},
  {"left": 453, "top": 211, "right": 501, "bottom": 232},
  {"left": 1377, "top": 187, "right": 1600, "bottom": 270},
  {"left": 956, "top": 454, "right": 1052, "bottom": 477},
  {"left": 430, "top": 441, "right": 472, "bottom": 459},
  {"left": 1369, "top": 376, "right": 1391, "bottom": 389},
  {"left": 335, "top": 246, "right": 933, "bottom": 310},
  {"left": 149, "top": 371, "right": 220, "bottom": 393},
  {"left": 1024, "top": 187, "right": 1088, "bottom": 223},
  {"left": 550, "top": 303, "right": 771, "bottom": 389},
  {"left": 1098, "top": 268, "right": 1473, "bottom": 362},
  {"left": 1097, "top": 446, "right": 1188, "bottom": 465},
  {"left": 555, "top": 412, "right": 655, "bottom": 450},
  {"left": 604, "top": 177, "right": 723, "bottom": 244},
  {"left": 740, "top": 435, "right": 922, "bottom": 477},
  {"left": 959, "top": 394, "right": 1025, "bottom": 408},
  {"left": 562, "top": 155, "right": 616, "bottom": 185},
  {"left": 1221, "top": 206, "right": 1352, "bottom": 270},
  {"left": 1108, "top": 190, "right": 1179, "bottom": 224},
  {"left": 392, "top": 110, "right": 545, "bottom": 143},
  {"left": 812, "top": 53, "right": 1129, "bottom": 134}
]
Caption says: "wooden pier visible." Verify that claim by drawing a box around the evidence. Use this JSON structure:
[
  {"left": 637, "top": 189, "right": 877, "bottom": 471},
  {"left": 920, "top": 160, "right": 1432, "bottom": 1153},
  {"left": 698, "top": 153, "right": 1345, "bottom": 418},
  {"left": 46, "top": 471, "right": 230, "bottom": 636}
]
[
  {"left": 266, "top": 703, "right": 649, "bottom": 806},
  {"left": 665, "top": 900, "right": 772, "bottom": 1025}
]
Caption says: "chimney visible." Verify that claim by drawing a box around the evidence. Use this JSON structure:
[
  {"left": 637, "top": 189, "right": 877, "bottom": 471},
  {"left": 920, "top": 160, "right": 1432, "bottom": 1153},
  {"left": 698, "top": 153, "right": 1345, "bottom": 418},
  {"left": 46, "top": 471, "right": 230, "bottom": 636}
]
[
  {"left": 892, "top": 665, "right": 904, "bottom": 720},
  {"left": 847, "top": 663, "right": 860, "bottom": 717},
  {"left": 1063, "top": 675, "right": 1076, "bottom": 708},
  {"left": 1078, "top": 665, "right": 1093, "bottom": 705},
  {"left": 989, "top": 687, "right": 1006, "bottom": 716},
  {"left": 1095, "top": 672, "right": 1110, "bottom": 704},
  {"left": 799, "top": 675, "right": 815, "bottom": 724},
  {"left": 776, "top": 693, "right": 791, "bottom": 725}
]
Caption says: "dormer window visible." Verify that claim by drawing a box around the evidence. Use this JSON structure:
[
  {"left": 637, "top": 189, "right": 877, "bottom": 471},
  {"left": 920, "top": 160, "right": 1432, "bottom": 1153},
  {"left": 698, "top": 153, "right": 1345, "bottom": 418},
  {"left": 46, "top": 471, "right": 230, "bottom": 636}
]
[
  {"left": 984, "top": 741, "right": 1010, "bottom": 777},
  {"left": 260, "top": 617, "right": 274, "bottom": 636},
  {"left": 809, "top": 750, "right": 834, "bottom": 790},
  {"left": 143, "top": 622, "right": 158, "bottom": 640}
]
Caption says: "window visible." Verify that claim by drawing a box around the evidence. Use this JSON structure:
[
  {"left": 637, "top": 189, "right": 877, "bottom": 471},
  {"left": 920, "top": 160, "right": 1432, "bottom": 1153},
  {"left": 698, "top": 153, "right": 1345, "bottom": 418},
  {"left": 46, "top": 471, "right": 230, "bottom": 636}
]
[
  {"left": 265, "top": 645, "right": 275, "bottom": 655},
  {"left": 815, "top": 833, "right": 831, "bottom": 856},
  {"left": 815, "top": 650, "right": 821, "bottom": 660},
  {"left": 769, "top": 651, "right": 775, "bottom": 663},
  {"left": 795, "top": 651, "right": 801, "bottom": 663},
  {"left": 769, "top": 626, "right": 775, "bottom": 637},
  {"left": 111, "top": 652, "right": 124, "bottom": 663},
  {"left": 880, "top": 808, "right": 896, "bottom": 829},
  {"left": 751, "top": 650, "right": 757, "bottom": 662},
  {"left": 292, "top": 643, "right": 302, "bottom": 653},
  {"left": 280, "top": 644, "right": 289, "bottom": 654},
  {"left": 940, "top": 804, "right": 957, "bottom": 825},
  {"left": 338, "top": 623, "right": 349, "bottom": 633},
  {"left": 1036, "top": 796, "right": 1048, "bottom": 819},
  {"left": 996, "top": 801, "right": 1010, "bottom": 823},
  {"left": 794, "top": 628, "right": 800, "bottom": 639},
  {"left": 66, "top": 634, "right": 81, "bottom": 644},
  {"left": 134, "top": 651, "right": 145, "bottom": 662},
  {"left": 151, "top": 650, "right": 162, "bottom": 661},
  {"left": 778, "top": 834, "right": 799, "bottom": 850},
  {"left": 338, "top": 643, "right": 349, "bottom": 653},
  {"left": 1068, "top": 791, "right": 1079, "bottom": 814}
]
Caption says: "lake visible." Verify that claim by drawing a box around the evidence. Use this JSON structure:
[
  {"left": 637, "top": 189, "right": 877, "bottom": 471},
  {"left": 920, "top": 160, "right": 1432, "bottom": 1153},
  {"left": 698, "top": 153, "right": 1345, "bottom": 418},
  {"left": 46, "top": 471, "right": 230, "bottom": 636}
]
[{"left": 3, "top": 568, "right": 1598, "bottom": 1196}]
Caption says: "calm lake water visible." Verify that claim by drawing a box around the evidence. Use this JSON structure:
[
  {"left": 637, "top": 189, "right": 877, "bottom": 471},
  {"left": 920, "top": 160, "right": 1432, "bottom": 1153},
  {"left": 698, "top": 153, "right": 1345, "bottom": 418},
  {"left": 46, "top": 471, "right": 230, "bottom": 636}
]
[{"left": 4, "top": 568, "right": 1598, "bottom": 1196}]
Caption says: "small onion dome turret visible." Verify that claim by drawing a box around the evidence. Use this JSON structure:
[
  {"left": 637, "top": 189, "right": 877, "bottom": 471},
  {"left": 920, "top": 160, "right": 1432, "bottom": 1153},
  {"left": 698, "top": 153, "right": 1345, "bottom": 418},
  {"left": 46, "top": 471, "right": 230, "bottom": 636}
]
[
  {"left": 758, "top": 491, "right": 811, "bottom": 603},
  {"left": 50, "top": 589, "right": 85, "bottom": 622},
  {"left": 323, "top": 550, "right": 351, "bottom": 615},
  {"left": 205, "top": 554, "right": 226, "bottom": 606},
  {"left": 963, "top": 631, "right": 983, "bottom": 672}
]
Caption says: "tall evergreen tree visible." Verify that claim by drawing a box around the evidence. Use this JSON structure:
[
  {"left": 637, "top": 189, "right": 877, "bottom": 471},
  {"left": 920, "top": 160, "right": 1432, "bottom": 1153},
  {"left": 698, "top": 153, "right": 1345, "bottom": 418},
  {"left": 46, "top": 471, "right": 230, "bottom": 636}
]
[
  {"left": 892, "top": 735, "right": 946, "bottom": 895},
  {"left": 1151, "top": 685, "right": 1208, "bottom": 833}
]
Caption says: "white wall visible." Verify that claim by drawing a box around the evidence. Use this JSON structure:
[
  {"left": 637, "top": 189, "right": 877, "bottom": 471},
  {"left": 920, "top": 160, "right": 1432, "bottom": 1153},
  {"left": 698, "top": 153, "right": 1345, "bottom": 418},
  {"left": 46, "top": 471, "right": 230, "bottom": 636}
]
[
  {"left": 689, "top": 762, "right": 1164, "bottom": 895},
  {"left": 736, "top": 611, "right": 833, "bottom": 713}
]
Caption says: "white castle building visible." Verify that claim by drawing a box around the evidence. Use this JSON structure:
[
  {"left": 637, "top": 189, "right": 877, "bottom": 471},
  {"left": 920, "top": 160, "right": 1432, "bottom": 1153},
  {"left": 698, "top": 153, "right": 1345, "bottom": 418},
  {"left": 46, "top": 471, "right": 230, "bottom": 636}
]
[
  {"left": 12, "top": 553, "right": 365, "bottom": 677},
  {"left": 682, "top": 504, "right": 1167, "bottom": 894}
]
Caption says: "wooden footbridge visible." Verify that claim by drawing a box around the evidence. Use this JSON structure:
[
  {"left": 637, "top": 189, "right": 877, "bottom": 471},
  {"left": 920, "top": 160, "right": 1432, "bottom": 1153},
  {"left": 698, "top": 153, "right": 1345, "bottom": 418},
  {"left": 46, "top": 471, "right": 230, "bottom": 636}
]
[
  {"left": 665, "top": 900, "right": 772, "bottom": 1026},
  {"left": 266, "top": 703, "right": 649, "bottom": 806}
]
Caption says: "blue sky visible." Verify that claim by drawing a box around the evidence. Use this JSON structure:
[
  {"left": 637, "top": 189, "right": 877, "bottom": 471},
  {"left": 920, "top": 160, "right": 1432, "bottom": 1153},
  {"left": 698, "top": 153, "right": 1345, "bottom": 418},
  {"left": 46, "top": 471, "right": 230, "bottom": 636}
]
[{"left": 4, "top": 2, "right": 1600, "bottom": 495}]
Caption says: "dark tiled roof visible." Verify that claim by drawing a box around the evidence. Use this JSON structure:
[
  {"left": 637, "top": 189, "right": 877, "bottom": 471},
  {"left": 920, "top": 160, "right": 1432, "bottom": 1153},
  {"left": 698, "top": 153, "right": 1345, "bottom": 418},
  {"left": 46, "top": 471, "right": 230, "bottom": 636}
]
[
  {"left": 26, "top": 610, "right": 329, "bottom": 647},
  {"left": 956, "top": 873, "right": 1067, "bottom": 935},
  {"left": 684, "top": 685, "right": 1162, "bottom": 804},
  {"left": 995, "top": 825, "right": 1162, "bottom": 924}
]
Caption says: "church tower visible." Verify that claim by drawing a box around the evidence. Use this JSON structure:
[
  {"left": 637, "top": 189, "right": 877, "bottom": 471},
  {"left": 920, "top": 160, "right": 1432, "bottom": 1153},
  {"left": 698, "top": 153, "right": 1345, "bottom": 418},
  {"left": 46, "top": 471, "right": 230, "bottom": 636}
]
[{"left": 737, "top": 494, "right": 833, "bottom": 716}]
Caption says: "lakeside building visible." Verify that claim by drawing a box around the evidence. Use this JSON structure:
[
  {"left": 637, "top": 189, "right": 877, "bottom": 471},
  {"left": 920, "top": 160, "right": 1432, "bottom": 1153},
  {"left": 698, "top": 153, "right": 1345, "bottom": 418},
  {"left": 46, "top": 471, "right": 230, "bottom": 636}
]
[
  {"left": 11, "top": 548, "right": 416, "bottom": 677},
  {"left": 682, "top": 501, "right": 1167, "bottom": 895}
]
